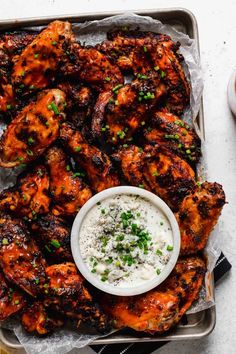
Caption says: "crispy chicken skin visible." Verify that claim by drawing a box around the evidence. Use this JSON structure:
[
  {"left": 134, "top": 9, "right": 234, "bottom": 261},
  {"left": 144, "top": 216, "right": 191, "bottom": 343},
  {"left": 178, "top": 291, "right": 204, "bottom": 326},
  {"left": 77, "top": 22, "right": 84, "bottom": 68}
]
[
  {"left": 0, "top": 31, "right": 37, "bottom": 58},
  {"left": 0, "top": 71, "right": 15, "bottom": 113},
  {"left": 97, "top": 29, "right": 190, "bottom": 115},
  {"left": 176, "top": 182, "right": 226, "bottom": 255},
  {"left": 21, "top": 301, "right": 63, "bottom": 335},
  {"left": 45, "top": 146, "right": 92, "bottom": 217},
  {"left": 61, "top": 42, "right": 124, "bottom": 92},
  {"left": 100, "top": 256, "right": 206, "bottom": 334},
  {"left": 113, "top": 144, "right": 195, "bottom": 210},
  {"left": 0, "top": 89, "right": 66, "bottom": 168},
  {"left": 0, "top": 212, "right": 47, "bottom": 297},
  {"left": 0, "top": 165, "right": 50, "bottom": 219},
  {"left": 31, "top": 214, "right": 73, "bottom": 263},
  {"left": 12, "top": 21, "right": 73, "bottom": 93},
  {"left": 44, "top": 263, "right": 110, "bottom": 333},
  {"left": 60, "top": 122, "right": 120, "bottom": 192},
  {"left": 92, "top": 77, "right": 166, "bottom": 144},
  {"left": 0, "top": 270, "right": 26, "bottom": 321},
  {"left": 144, "top": 109, "right": 201, "bottom": 164}
]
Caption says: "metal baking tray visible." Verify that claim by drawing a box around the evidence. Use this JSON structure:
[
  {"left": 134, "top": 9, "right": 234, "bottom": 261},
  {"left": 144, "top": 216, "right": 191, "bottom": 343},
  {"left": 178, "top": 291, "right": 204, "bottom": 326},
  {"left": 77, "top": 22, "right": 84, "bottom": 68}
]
[{"left": 0, "top": 7, "right": 214, "bottom": 349}]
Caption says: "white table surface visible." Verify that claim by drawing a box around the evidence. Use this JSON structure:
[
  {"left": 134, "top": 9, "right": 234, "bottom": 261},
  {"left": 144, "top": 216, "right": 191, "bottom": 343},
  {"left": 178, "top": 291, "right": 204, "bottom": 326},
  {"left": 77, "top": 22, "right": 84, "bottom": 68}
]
[{"left": 0, "top": 0, "right": 235, "bottom": 353}]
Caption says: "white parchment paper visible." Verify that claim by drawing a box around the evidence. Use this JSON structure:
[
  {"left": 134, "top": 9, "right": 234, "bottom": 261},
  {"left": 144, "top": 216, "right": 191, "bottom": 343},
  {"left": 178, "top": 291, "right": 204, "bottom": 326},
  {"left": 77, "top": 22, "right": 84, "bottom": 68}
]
[{"left": 0, "top": 12, "right": 221, "bottom": 353}]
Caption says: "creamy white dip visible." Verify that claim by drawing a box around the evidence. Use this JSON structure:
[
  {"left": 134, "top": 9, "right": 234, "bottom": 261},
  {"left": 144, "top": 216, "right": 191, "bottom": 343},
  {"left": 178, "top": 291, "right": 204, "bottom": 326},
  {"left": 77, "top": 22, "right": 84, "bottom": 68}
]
[{"left": 79, "top": 194, "right": 173, "bottom": 288}]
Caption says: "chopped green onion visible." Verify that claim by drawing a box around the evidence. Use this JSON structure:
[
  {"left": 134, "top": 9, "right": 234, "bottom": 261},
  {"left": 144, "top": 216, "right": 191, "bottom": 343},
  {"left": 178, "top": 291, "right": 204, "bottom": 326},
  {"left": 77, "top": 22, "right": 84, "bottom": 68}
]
[
  {"left": 156, "top": 249, "right": 163, "bottom": 256},
  {"left": 156, "top": 268, "right": 161, "bottom": 275},
  {"left": 51, "top": 41, "right": 57, "bottom": 46},
  {"left": 75, "top": 146, "right": 82, "bottom": 152},
  {"left": 14, "top": 300, "right": 20, "bottom": 305},
  {"left": 104, "top": 77, "right": 111, "bottom": 82},
  {"left": 51, "top": 239, "right": 61, "bottom": 248},
  {"left": 66, "top": 165, "right": 70, "bottom": 171},
  {"left": 167, "top": 245, "right": 174, "bottom": 251},
  {"left": 143, "top": 46, "right": 148, "bottom": 52},
  {"left": 154, "top": 65, "right": 160, "bottom": 71},
  {"left": 28, "top": 137, "right": 35, "bottom": 145},
  {"left": 51, "top": 101, "right": 60, "bottom": 115},
  {"left": 26, "top": 149, "right": 33, "bottom": 156},
  {"left": 2, "top": 238, "right": 9, "bottom": 245},
  {"left": 34, "top": 53, "right": 39, "bottom": 58},
  {"left": 112, "top": 84, "right": 123, "bottom": 92},
  {"left": 161, "top": 71, "right": 166, "bottom": 78},
  {"left": 152, "top": 170, "right": 158, "bottom": 177}
]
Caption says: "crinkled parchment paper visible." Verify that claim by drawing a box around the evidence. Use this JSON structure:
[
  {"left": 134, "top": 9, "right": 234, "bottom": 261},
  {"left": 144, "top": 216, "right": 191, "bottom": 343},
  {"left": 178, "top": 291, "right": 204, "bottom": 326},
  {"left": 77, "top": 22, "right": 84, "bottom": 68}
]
[{"left": 0, "top": 12, "right": 221, "bottom": 353}]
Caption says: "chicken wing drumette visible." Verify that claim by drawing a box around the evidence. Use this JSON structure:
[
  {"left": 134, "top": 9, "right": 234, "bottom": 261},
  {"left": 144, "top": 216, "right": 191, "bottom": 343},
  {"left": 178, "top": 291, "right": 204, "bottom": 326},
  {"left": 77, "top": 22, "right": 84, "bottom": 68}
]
[
  {"left": 12, "top": 21, "right": 73, "bottom": 94},
  {"left": 176, "top": 182, "right": 226, "bottom": 254},
  {"left": 0, "top": 212, "right": 47, "bottom": 297},
  {"left": 45, "top": 146, "right": 92, "bottom": 217},
  {"left": 60, "top": 122, "right": 120, "bottom": 192},
  {"left": 31, "top": 214, "right": 73, "bottom": 263},
  {"left": 100, "top": 256, "right": 206, "bottom": 334},
  {"left": 0, "top": 270, "right": 26, "bottom": 321},
  {"left": 0, "top": 89, "right": 66, "bottom": 168},
  {"left": 44, "top": 262, "right": 110, "bottom": 333},
  {"left": 0, "top": 165, "right": 50, "bottom": 220},
  {"left": 113, "top": 144, "right": 195, "bottom": 210},
  {"left": 144, "top": 109, "right": 201, "bottom": 165}
]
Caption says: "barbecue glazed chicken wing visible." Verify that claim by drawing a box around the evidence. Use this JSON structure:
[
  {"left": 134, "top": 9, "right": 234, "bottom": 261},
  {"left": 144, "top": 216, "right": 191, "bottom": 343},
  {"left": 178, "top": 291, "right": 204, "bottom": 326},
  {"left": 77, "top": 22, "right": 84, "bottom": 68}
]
[
  {"left": 0, "top": 89, "right": 66, "bottom": 168},
  {"left": 31, "top": 214, "right": 72, "bottom": 262},
  {"left": 44, "top": 263, "right": 110, "bottom": 333},
  {"left": 60, "top": 122, "right": 120, "bottom": 192},
  {"left": 12, "top": 21, "right": 73, "bottom": 93},
  {"left": 0, "top": 165, "right": 50, "bottom": 219},
  {"left": 144, "top": 109, "right": 201, "bottom": 165},
  {"left": 46, "top": 146, "right": 92, "bottom": 217},
  {"left": 98, "top": 29, "right": 190, "bottom": 115},
  {"left": 0, "top": 270, "right": 26, "bottom": 321},
  {"left": 176, "top": 182, "right": 226, "bottom": 255},
  {"left": 61, "top": 43, "right": 124, "bottom": 92},
  {"left": 21, "top": 301, "right": 63, "bottom": 335},
  {"left": 101, "top": 256, "right": 206, "bottom": 334},
  {"left": 0, "top": 212, "right": 47, "bottom": 297},
  {"left": 113, "top": 144, "right": 195, "bottom": 210}
]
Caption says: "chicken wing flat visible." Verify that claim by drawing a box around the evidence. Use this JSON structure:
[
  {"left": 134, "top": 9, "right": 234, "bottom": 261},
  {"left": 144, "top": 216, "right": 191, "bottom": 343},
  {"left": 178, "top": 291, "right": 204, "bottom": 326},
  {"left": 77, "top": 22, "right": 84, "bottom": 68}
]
[
  {"left": 176, "top": 182, "right": 226, "bottom": 255},
  {"left": 92, "top": 76, "right": 166, "bottom": 145},
  {"left": 12, "top": 21, "right": 73, "bottom": 94},
  {"left": 45, "top": 146, "right": 92, "bottom": 217},
  {"left": 100, "top": 256, "right": 206, "bottom": 334},
  {"left": 21, "top": 301, "right": 63, "bottom": 335},
  {"left": 0, "top": 270, "right": 26, "bottom": 321},
  {"left": 113, "top": 144, "right": 195, "bottom": 210},
  {"left": 31, "top": 214, "right": 72, "bottom": 262},
  {"left": 0, "top": 89, "right": 66, "bottom": 168},
  {"left": 60, "top": 122, "right": 120, "bottom": 192},
  {"left": 0, "top": 165, "right": 50, "bottom": 220},
  {"left": 98, "top": 29, "right": 190, "bottom": 115},
  {"left": 144, "top": 109, "right": 201, "bottom": 164},
  {"left": 61, "top": 42, "right": 124, "bottom": 92},
  {"left": 44, "top": 262, "right": 110, "bottom": 333},
  {"left": 0, "top": 212, "right": 47, "bottom": 297}
]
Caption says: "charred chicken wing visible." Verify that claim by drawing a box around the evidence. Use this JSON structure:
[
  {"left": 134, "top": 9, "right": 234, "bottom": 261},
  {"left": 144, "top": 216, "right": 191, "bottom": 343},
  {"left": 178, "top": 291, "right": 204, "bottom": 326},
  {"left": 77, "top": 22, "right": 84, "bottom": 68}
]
[
  {"left": 0, "top": 270, "right": 26, "bottom": 321},
  {"left": 31, "top": 214, "right": 72, "bottom": 263},
  {"left": 60, "top": 122, "right": 120, "bottom": 192},
  {"left": 45, "top": 146, "right": 92, "bottom": 217},
  {"left": 0, "top": 89, "right": 66, "bottom": 168},
  {"left": 0, "top": 165, "right": 50, "bottom": 219},
  {"left": 12, "top": 21, "right": 73, "bottom": 93},
  {"left": 0, "top": 212, "right": 47, "bottom": 297},
  {"left": 44, "top": 262, "right": 110, "bottom": 333},
  {"left": 21, "top": 301, "right": 63, "bottom": 335},
  {"left": 176, "top": 182, "right": 226, "bottom": 255},
  {"left": 113, "top": 144, "right": 195, "bottom": 210},
  {"left": 101, "top": 256, "right": 206, "bottom": 334},
  {"left": 144, "top": 109, "right": 201, "bottom": 164}
]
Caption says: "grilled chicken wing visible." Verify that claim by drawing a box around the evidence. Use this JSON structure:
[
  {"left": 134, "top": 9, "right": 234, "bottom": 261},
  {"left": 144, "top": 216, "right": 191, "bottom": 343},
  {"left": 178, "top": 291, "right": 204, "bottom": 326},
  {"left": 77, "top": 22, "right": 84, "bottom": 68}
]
[
  {"left": 45, "top": 146, "right": 92, "bottom": 217},
  {"left": 0, "top": 165, "right": 50, "bottom": 219},
  {"left": 176, "top": 182, "right": 226, "bottom": 254},
  {"left": 61, "top": 42, "right": 124, "bottom": 92},
  {"left": 92, "top": 76, "right": 166, "bottom": 144},
  {"left": 0, "top": 270, "right": 26, "bottom": 321},
  {"left": 98, "top": 29, "right": 190, "bottom": 115},
  {"left": 113, "top": 144, "right": 195, "bottom": 210},
  {"left": 44, "top": 262, "right": 110, "bottom": 333},
  {"left": 100, "top": 256, "right": 206, "bottom": 334},
  {"left": 31, "top": 214, "right": 72, "bottom": 262},
  {"left": 60, "top": 122, "right": 120, "bottom": 192},
  {"left": 21, "top": 301, "right": 63, "bottom": 335},
  {"left": 12, "top": 21, "right": 73, "bottom": 94},
  {"left": 0, "top": 212, "right": 47, "bottom": 297},
  {"left": 0, "top": 89, "right": 66, "bottom": 168}
]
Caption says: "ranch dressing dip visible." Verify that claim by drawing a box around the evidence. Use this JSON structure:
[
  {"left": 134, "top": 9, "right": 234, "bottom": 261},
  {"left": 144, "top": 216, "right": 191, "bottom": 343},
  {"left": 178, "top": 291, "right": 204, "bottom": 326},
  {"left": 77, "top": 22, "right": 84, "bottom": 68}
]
[{"left": 79, "top": 194, "right": 173, "bottom": 288}]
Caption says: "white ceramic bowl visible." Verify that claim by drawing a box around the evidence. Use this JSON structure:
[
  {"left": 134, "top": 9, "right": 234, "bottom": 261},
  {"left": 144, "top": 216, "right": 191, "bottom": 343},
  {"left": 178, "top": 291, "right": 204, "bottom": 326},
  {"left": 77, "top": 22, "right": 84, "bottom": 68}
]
[
  {"left": 71, "top": 186, "right": 180, "bottom": 296},
  {"left": 228, "top": 70, "right": 236, "bottom": 116}
]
